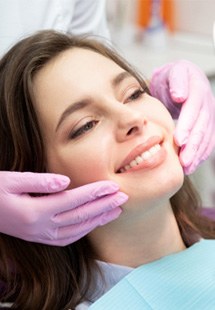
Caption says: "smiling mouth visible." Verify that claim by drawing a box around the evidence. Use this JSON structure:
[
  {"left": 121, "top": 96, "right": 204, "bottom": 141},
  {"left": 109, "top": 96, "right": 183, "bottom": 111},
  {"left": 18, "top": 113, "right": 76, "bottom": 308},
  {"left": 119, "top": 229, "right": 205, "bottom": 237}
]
[{"left": 117, "top": 143, "right": 162, "bottom": 173}]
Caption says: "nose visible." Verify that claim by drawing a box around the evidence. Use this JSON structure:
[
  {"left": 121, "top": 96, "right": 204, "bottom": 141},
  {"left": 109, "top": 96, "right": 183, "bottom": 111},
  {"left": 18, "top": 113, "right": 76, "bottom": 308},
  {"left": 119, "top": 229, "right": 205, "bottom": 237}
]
[{"left": 115, "top": 108, "right": 147, "bottom": 142}]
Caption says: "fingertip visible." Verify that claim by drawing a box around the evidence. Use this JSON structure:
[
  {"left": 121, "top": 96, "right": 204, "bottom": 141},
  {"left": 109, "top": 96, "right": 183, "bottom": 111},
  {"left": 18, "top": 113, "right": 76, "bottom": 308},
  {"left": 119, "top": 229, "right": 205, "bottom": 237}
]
[
  {"left": 178, "top": 145, "right": 193, "bottom": 168},
  {"left": 99, "top": 207, "right": 122, "bottom": 226},
  {"left": 183, "top": 163, "right": 196, "bottom": 175},
  {"left": 170, "top": 83, "right": 187, "bottom": 103},
  {"left": 170, "top": 93, "right": 186, "bottom": 103},
  {"left": 94, "top": 181, "right": 120, "bottom": 197},
  {"left": 174, "top": 131, "right": 188, "bottom": 147},
  {"left": 169, "top": 63, "right": 189, "bottom": 101},
  {"left": 115, "top": 192, "right": 129, "bottom": 205},
  {"left": 47, "top": 174, "right": 71, "bottom": 192},
  {"left": 105, "top": 180, "right": 120, "bottom": 190}
]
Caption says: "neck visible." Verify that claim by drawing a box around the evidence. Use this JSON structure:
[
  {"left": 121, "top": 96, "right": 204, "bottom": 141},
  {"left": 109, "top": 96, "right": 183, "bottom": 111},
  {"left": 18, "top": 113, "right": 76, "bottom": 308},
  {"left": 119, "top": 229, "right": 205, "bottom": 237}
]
[{"left": 88, "top": 201, "right": 186, "bottom": 268}]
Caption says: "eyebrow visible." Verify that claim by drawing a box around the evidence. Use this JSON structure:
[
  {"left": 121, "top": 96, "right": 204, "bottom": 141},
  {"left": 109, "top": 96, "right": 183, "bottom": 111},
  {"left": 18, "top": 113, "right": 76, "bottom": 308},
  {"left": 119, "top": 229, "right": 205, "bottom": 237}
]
[
  {"left": 112, "top": 71, "right": 133, "bottom": 87},
  {"left": 55, "top": 99, "right": 91, "bottom": 132},
  {"left": 55, "top": 71, "right": 133, "bottom": 132}
]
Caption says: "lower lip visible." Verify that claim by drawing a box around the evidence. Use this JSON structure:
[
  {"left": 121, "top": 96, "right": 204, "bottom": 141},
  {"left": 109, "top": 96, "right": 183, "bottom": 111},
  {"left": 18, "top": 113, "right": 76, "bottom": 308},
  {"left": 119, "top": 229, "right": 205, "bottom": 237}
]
[{"left": 120, "top": 145, "right": 166, "bottom": 173}]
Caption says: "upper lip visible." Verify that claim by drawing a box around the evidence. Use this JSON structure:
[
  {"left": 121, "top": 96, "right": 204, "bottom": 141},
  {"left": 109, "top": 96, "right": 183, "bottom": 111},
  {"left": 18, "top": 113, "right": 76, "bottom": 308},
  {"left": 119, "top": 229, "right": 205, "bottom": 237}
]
[{"left": 116, "top": 136, "right": 163, "bottom": 173}]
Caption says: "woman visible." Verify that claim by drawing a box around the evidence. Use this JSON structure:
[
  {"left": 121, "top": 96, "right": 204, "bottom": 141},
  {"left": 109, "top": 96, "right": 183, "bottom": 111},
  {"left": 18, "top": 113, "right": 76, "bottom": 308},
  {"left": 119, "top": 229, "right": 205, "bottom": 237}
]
[
  {"left": 0, "top": 30, "right": 214, "bottom": 309},
  {"left": 1, "top": 0, "right": 215, "bottom": 248}
]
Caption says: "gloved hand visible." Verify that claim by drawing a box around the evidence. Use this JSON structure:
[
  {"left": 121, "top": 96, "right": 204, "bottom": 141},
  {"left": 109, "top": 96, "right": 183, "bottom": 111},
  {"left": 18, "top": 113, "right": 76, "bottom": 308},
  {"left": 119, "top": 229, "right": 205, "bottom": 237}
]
[
  {"left": 0, "top": 171, "right": 128, "bottom": 246},
  {"left": 150, "top": 60, "right": 215, "bottom": 174}
]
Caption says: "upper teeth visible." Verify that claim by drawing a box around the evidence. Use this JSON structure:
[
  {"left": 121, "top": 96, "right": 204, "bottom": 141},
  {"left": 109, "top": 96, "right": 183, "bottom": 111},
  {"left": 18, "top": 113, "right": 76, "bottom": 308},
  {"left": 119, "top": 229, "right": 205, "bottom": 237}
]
[{"left": 119, "top": 144, "right": 161, "bottom": 173}]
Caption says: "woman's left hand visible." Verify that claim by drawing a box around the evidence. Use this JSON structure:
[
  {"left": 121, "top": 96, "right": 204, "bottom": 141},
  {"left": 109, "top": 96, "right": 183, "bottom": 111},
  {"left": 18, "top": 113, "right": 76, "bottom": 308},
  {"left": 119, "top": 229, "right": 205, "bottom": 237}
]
[{"left": 150, "top": 60, "right": 215, "bottom": 175}]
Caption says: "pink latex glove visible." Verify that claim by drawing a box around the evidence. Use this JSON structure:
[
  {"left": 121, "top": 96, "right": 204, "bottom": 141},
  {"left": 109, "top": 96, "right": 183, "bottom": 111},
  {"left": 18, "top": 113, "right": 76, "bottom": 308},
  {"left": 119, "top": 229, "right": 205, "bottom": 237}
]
[
  {"left": 0, "top": 171, "right": 128, "bottom": 246},
  {"left": 150, "top": 60, "right": 215, "bottom": 174}
]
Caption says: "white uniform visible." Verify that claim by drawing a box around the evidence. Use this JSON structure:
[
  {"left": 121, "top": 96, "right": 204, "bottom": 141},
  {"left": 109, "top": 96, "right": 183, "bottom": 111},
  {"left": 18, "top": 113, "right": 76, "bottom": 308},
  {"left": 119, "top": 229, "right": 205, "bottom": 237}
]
[
  {"left": 0, "top": 0, "right": 110, "bottom": 56},
  {"left": 76, "top": 261, "right": 133, "bottom": 309}
]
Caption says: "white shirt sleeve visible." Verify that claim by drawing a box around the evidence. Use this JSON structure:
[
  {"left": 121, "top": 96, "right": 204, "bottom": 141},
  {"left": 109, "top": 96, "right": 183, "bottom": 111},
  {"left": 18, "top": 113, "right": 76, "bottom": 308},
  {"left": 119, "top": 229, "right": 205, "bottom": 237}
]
[{"left": 68, "top": 0, "right": 110, "bottom": 40}]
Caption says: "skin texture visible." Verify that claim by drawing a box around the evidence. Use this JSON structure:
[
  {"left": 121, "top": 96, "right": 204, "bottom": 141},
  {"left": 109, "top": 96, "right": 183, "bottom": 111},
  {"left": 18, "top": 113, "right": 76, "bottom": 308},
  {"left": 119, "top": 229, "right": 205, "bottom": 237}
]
[{"left": 33, "top": 48, "right": 185, "bottom": 266}]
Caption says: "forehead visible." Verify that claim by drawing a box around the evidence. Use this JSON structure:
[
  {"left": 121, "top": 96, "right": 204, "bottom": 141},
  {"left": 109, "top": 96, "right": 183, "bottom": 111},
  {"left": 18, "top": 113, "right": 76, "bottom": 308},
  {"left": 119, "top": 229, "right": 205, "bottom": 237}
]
[
  {"left": 36, "top": 47, "right": 123, "bottom": 85},
  {"left": 32, "top": 47, "right": 127, "bottom": 116},
  {"left": 32, "top": 47, "right": 125, "bottom": 131}
]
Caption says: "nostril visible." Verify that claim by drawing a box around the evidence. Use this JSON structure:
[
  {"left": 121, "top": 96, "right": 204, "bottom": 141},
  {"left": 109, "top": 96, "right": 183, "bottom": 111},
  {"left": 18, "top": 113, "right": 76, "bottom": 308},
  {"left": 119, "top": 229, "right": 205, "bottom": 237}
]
[{"left": 127, "top": 127, "right": 138, "bottom": 136}]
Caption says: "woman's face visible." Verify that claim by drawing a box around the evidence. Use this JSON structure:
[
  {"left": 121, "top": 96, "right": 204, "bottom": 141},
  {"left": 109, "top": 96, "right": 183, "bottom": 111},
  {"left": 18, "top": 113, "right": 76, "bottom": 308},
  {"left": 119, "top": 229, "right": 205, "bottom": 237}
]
[{"left": 33, "top": 48, "right": 184, "bottom": 209}]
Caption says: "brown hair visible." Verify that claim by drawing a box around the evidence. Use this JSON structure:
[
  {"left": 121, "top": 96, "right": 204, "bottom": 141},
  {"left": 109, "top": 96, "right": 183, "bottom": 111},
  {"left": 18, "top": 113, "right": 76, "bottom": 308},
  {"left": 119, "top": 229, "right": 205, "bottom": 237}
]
[{"left": 0, "top": 30, "right": 214, "bottom": 309}]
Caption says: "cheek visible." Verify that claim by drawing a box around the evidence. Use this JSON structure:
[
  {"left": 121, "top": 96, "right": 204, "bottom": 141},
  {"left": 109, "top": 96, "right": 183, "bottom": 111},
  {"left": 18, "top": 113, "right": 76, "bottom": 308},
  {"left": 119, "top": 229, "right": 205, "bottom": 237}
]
[
  {"left": 68, "top": 155, "right": 109, "bottom": 189},
  {"left": 46, "top": 143, "right": 110, "bottom": 189},
  {"left": 156, "top": 108, "right": 175, "bottom": 132},
  {"left": 145, "top": 98, "right": 175, "bottom": 132}
]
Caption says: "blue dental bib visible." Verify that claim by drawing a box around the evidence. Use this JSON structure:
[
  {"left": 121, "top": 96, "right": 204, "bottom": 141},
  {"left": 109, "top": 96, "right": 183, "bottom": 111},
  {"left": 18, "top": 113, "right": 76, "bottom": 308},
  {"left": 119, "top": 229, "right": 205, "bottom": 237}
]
[{"left": 90, "top": 240, "right": 215, "bottom": 309}]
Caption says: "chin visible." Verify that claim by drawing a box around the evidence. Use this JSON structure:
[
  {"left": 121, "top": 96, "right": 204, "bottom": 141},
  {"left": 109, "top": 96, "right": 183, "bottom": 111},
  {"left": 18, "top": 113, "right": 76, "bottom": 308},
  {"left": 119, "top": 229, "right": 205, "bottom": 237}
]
[{"left": 119, "top": 158, "right": 184, "bottom": 212}]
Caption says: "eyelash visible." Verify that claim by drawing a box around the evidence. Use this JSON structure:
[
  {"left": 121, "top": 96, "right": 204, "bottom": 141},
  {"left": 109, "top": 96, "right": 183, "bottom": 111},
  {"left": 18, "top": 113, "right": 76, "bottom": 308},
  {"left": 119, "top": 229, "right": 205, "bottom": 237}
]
[
  {"left": 126, "top": 88, "right": 145, "bottom": 102},
  {"left": 70, "top": 120, "right": 98, "bottom": 139},
  {"left": 70, "top": 87, "right": 145, "bottom": 139}
]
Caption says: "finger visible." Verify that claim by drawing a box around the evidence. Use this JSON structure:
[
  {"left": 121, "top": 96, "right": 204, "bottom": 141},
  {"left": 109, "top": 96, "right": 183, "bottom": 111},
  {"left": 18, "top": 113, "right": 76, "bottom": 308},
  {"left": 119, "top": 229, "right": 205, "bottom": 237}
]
[
  {"left": 203, "top": 121, "right": 215, "bottom": 161},
  {"left": 1, "top": 171, "right": 70, "bottom": 194},
  {"left": 183, "top": 109, "right": 214, "bottom": 174},
  {"left": 150, "top": 63, "right": 173, "bottom": 99},
  {"left": 174, "top": 79, "right": 204, "bottom": 146},
  {"left": 32, "top": 180, "right": 121, "bottom": 214},
  {"left": 168, "top": 61, "right": 189, "bottom": 102},
  {"left": 53, "top": 191, "right": 128, "bottom": 226},
  {"left": 55, "top": 207, "right": 122, "bottom": 243},
  {"left": 149, "top": 64, "right": 168, "bottom": 97},
  {"left": 178, "top": 108, "right": 209, "bottom": 168}
]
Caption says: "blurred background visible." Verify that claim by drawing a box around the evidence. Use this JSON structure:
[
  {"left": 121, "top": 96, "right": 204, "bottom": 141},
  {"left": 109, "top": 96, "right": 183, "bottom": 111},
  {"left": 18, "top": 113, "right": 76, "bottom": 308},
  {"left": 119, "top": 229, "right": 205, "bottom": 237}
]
[{"left": 106, "top": 0, "right": 215, "bottom": 208}]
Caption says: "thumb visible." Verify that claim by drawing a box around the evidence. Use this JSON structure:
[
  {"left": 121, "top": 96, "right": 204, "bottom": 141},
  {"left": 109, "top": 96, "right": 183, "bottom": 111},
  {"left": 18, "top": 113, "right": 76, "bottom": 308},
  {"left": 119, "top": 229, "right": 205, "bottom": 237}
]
[
  {"left": 169, "top": 61, "right": 189, "bottom": 103},
  {"left": 1, "top": 171, "right": 70, "bottom": 194}
]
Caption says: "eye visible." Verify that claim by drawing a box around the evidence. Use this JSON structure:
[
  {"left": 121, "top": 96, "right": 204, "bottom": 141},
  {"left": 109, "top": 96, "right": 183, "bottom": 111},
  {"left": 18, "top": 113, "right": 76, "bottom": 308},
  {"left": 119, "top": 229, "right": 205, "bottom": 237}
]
[
  {"left": 126, "top": 88, "right": 145, "bottom": 103},
  {"left": 70, "top": 120, "right": 98, "bottom": 139}
]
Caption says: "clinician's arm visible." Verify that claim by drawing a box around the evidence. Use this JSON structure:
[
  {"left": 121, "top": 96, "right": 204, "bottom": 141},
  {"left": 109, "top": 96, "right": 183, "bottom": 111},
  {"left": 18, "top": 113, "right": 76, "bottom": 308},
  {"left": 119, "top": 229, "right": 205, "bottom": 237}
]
[
  {"left": 150, "top": 60, "right": 215, "bottom": 174},
  {"left": 0, "top": 172, "right": 127, "bottom": 246},
  {"left": 69, "top": 0, "right": 110, "bottom": 40}
]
